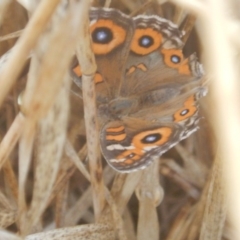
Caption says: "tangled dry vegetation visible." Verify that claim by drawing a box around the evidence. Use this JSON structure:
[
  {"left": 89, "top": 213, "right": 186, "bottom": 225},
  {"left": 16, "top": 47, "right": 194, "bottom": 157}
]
[{"left": 0, "top": 0, "right": 240, "bottom": 239}]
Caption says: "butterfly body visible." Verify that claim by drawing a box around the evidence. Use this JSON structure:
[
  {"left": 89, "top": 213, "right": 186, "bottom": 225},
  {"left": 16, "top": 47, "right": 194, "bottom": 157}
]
[{"left": 73, "top": 7, "right": 207, "bottom": 172}]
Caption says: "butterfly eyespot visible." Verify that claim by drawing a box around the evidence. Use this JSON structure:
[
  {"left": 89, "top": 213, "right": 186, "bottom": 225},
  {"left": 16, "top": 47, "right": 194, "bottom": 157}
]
[
  {"left": 92, "top": 27, "right": 113, "bottom": 44},
  {"left": 180, "top": 109, "right": 189, "bottom": 116},
  {"left": 131, "top": 28, "right": 162, "bottom": 55},
  {"left": 141, "top": 133, "right": 162, "bottom": 144},
  {"left": 139, "top": 35, "right": 154, "bottom": 48},
  {"left": 171, "top": 55, "right": 181, "bottom": 64},
  {"left": 174, "top": 96, "right": 198, "bottom": 122},
  {"left": 161, "top": 49, "right": 191, "bottom": 75},
  {"left": 90, "top": 19, "right": 126, "bottom": 55},
  {"left": 128, "top": 153, "right": 135, "bottom": 158}
]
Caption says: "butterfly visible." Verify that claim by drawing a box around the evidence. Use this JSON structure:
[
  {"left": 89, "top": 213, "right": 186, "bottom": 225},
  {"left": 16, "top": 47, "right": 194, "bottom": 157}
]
[{"left": 72, "top": 7, "right": 207, "bottom": 173}]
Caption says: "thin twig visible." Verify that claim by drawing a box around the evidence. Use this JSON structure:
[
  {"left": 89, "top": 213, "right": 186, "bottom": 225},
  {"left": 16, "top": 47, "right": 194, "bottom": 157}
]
[
  {"left": 0, "top": 30, "right": 23, "bottom": 42},
  {"left": 0, "top": 113, "right": 25, "bottom": 170}
]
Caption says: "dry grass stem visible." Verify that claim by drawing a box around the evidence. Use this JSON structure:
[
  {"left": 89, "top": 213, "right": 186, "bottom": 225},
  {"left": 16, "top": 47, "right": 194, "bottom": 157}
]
[
  {"left": 111, "top": 172, "right": 143, "bottom": 214},
  {"left": 170, "top": 0, "right": 206, "bottom": 15},
  {"left": 0, "top": 0, "right": 12, "bottom": 25},
  {"left": 55, "top": 180, "right": 69, "bottom": 228},
  {"left": 175, "top": 144, "right": 207, "bottom": 188},
  {"left": 198, "top": 1, "right": 240, "bottom": 238},
  {"left": 16, "top": 0, "right": 38, "bottom": 12},
  {"left": 104, "top": 0, "right": 112, "bottom": 8},
  {"left": 0, "top": 190, "right": 13, "bottom": 210},
  {"left": 3, "top": 160, "right": 18, "bottom": 201},
  {"left": 120, "top": 0, "right": 140, "bottom": 12},
  {"left": 19, "top": 1, "right": 89, "bottom": 235},
  {"left": 0, "top": 0, "right": 61, "bottom": 107},
  {"left": 18, "top": 118, "right": 36, "bottom": 228},
  {"left": 64, "top": 166, "right": 115, "bottom": 226},
  {"left": 64, "top": 141, "right": 90, "bottom": 181},
  {"left": 122, "top": 208, "right": 136, "bottom": 240},
  {"left": 104, "top": 189, "right": 128, "bottom": 240},
  {"left": 0, "top": 30, "right": 23, "bottom": 42},
  {"left": 199, "top": 153, "right": 227, "bottom": 240},
  {"left": 161, "top": 159, "right": 200, "bottom": 199},
  {"left": 166, "top": 204, "right": 199, "bottom": 240},
  {"left": 129, "top": 1, "right": 154, "bottom": 17},
  {"left": 180, "top": 15, "right": 197, "bottom": 45},
  {"left": 136, "top": 160, "right": 162, "bottom": 240},
  {"left": 172, "top": 6, "right": 184, "bottom": 24},
  {"left": 0, "top": 113, "right": 25, "bottom": 169},
  {"left": 76, "top": 0, "right": 105, "bottom": 221}
]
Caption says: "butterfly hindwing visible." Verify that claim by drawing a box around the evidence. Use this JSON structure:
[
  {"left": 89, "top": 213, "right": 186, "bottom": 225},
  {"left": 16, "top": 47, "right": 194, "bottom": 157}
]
[
  {"left": 100, "top": 119, "right": 176, "bottom": 172},
  {"left": 100, "top": 87, "right": 206, "bottom": 172}
]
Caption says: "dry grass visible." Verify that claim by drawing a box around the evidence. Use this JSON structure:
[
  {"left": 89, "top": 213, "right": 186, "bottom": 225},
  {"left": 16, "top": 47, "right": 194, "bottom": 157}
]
[{"left": 0, "top": 0, "right": 239, "bottom": 239}]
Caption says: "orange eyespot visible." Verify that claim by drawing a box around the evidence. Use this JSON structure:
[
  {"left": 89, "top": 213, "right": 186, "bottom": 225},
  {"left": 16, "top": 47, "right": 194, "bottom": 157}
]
[
  {"left": 161, "top": 49, "right": 191, "bottom": 75},
  {"left": 114, "top": 127, "right": 172, "bottom": 163},
  {"left": 131, "top": 28, "right": 162, "bottom": 55},
  {"left": 132, "top": 127, "right": 172, "bottom": 148},
  {"left": 116, "top": 148, "right": 143, "bottom": 162},
  {"left": 174, "top": 95, "right": 197, "bottom": 122},
  {"left": 90, "top": 19, "right": 126, "bottom": 55}
]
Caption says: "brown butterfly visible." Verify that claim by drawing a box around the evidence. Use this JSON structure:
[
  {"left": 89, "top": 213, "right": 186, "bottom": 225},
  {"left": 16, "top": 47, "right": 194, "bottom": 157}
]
[{"left": 72, "top": 8, "right": 207, "bottom": 172}]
